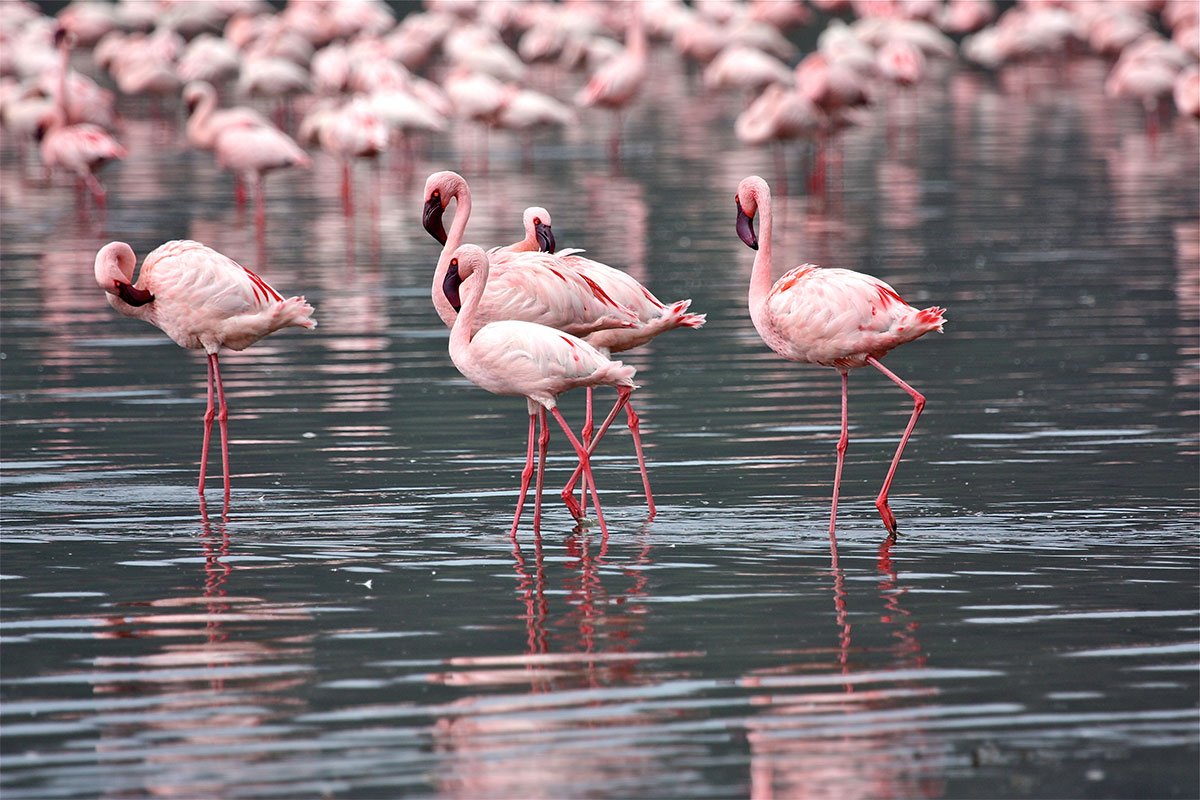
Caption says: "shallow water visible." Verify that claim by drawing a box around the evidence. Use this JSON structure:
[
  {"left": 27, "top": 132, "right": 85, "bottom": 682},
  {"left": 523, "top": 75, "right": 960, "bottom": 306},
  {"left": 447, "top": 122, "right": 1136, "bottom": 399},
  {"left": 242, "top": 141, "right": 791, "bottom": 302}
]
[{"left": 2, "top": 43, "right": 1198, "bottom": 800}]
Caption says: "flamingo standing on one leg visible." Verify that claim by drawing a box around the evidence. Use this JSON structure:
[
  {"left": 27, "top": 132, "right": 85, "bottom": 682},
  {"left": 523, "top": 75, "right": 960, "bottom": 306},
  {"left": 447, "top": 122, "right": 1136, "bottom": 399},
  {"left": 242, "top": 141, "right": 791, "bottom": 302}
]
[
  {"left": 94, "top": 240, "right": 317, "bottom": 499},
  {"left": 444, "top": 244, "right": 638, "bottom": 537},
  {"left": 734, "top": 176, "right": 945, "bottom": 536},
  {"left": 525, "top": 207, "right": 706, "bottom": 518},
  {"left": 37, "top": 107, "right": 126, "bottom": 206}
]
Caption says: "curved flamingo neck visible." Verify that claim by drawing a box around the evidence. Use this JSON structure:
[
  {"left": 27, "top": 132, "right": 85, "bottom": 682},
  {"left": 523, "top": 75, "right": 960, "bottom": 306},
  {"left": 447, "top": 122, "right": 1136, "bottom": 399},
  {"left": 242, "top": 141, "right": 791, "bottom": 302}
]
[
  {"left": 449, "top": 257, "right": 487, "bottom": 352},
  {"left": 188, "top": 88, "right": 216, "bottom": 142},
  {"left": 748, "top": 184, "right": 775, "bottom": 331},
  {"left": 432, "top": 181, "right": 473, "bottom": 327},
  {"left": 56, "top": 37, "right": 70, "bottom": 120},
  {"left": 626, "top": 6, "right": 647, "bottom": 60}
]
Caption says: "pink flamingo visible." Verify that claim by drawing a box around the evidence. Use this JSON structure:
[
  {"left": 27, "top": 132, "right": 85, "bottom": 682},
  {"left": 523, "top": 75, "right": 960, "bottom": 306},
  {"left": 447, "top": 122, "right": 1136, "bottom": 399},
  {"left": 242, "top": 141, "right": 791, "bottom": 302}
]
[
  {"left": 734, "top": 176, "right": 946, "bottom": 536},
  {"left": 37, "top": 107, "right": 125, "bottom": 206},
  {"left": 575, "top": 1, "right": 647, "bottom": 157},
  {"left": 213, "top": 123, "right": 311, "bottom": 228},
  {"left": 445, "top": 244, "right": 637, "bottom": 537},
  {"left": 531, "top": 207, "right": 706, "bottom": 518},
  {"left": 493, "top": 205, "right": 556, "bottom": 254},
  {"left": 94, "top": 239, "right": 317, "bottom": 499},
  {"left": 302, "top": 97, "right": 389, "bottom": 211}
]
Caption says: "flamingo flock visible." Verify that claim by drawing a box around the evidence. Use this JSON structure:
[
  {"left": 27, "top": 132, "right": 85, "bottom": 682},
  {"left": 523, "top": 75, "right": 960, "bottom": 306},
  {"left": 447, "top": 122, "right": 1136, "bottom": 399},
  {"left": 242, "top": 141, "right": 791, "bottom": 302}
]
[{"left": 4, "top": 0, "right": 1196, "bottom": 538}]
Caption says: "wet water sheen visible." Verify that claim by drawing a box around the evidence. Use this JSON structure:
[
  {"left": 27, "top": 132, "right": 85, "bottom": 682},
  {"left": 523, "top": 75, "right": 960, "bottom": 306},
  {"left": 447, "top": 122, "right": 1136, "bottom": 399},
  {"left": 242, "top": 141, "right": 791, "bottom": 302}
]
[{"left": 3, "top": 43, "right": 1199, "bottom": 800}]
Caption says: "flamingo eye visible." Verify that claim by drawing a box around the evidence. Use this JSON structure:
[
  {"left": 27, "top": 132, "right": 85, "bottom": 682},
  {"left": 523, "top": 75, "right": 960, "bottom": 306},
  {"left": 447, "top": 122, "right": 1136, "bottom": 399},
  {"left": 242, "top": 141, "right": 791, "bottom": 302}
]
[
  {"left": 450, "top": 258, "right": 458, "bottom": 267},
  {"left": 431, "top": 189, "right": 440, "bottom": 199},
  {"left": 533, "top": 217, "right": 541, "bottom": 225}
]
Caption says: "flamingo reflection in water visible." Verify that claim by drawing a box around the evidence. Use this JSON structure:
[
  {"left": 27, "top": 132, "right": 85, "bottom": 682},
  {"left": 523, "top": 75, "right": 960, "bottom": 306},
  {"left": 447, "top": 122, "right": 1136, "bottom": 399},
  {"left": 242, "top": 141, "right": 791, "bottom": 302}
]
[
  {"left": 88, "top": 500, "right": 316, "bottom": 798},
  {"left": 743, "top": 534, "right": 946, "bottom": 799},
  {"left": 429, "top": 524, "right": 680, "bottom": 799}
]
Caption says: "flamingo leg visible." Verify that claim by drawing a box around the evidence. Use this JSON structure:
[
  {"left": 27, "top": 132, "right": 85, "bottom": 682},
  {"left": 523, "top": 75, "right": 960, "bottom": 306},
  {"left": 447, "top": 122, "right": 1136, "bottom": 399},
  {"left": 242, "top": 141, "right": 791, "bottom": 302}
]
[
  {"left": 212, "top": 353, "right": 231, "bottom": 500},
  {"left": 199, "top": 354, "right": 217, "bottom": 494},
  {"left": 83, "top": 171, "right": 106, "bottom": 206},
  {"left": 829, "top": 370, "right": 849, "bottom": 535},
  {"left": 253, "top": 175, "right": 266, "bottom": 230},
  {"left": 510, "top": 411, "right": 538, "bottom": 537},
  {"left": 867, "top": 356, "right": 925, "bottom": 536},
  {"left": 560, "top": 387, "right": 632, "bottom": 518},
  {"left": 579, "top": 387, "right": 595, "bottom": 516},
  {"left": 551, "top": 407, "right": 607, "bottom": 536},
  {"left": 341, "top": 161, "right": 354, "bottom": 216},
  {"left": 533, "top": 408, "right": 549, "bottom": 532},
  {"left": 624, "top": 402, "right": 656, "bottom": 518}
]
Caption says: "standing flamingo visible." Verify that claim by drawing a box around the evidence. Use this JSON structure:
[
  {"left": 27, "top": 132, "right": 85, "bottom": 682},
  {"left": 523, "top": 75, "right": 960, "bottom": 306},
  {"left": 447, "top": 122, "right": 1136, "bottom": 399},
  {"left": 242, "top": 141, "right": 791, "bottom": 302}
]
[
  {"left": 444, "top": 244, "right": 637, "bottom": 537},
  {"left": 527, "top": 207, "right": 706, "bottom": 518},
  {"left": 575, "top": 1, "right": 647, "bottom": 158},
  {"left": 734, "top": 176, "right": 945, "bottom": 536},
  {"left": 213, "top": 123, "right": 311, "bottom": 228},
  {"left": 94, "top": 240, "right": 317, "bottom": 499},
  {"left": 37, "top": 108, "right": 126, "bottom": 205}
]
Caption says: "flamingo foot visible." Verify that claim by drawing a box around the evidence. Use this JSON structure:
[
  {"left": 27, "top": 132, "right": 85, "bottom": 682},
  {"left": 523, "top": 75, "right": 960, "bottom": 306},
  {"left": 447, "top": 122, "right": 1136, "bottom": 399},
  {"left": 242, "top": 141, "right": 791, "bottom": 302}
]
[{"left": 876, "top": 497, "right": 899, "bottom": 536}]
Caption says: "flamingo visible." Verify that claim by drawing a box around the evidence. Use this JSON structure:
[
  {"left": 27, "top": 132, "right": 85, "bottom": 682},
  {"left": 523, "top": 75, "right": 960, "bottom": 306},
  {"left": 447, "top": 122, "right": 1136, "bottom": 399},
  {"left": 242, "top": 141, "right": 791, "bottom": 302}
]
[
  {"left": 444, "top": 244, "right": 637, "bottom": 537},
  {"left": 94, "top": 240, "right": 317, "bottom": 499},
  {"left": 575, "top": 1, "right": 648, "bottom": 157},
  {"left": 734, "top": 176, "right": 946, "bottom": 536},
  {"left": 528, "top": 207, "right": 706, "bottom": 518},
  {"left": 36, "top": 107, "right": 126, "bottom": 205},
  {"left": 493, "top": 206, "right": 556, "bottom": 254},
  {"left": 213, "top": 123, "right": 311, "bottom": 227}
]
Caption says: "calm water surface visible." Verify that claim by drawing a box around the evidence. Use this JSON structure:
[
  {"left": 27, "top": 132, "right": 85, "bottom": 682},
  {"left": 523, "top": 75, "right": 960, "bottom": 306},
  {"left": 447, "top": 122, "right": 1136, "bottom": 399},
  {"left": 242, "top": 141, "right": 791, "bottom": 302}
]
[{"left": 2, "top": 45, "right": 1198, "bottom": 799}]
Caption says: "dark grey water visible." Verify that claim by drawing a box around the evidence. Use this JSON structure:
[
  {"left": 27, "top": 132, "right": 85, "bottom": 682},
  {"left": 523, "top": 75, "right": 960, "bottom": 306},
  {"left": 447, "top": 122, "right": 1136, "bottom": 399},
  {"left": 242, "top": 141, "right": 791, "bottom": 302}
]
[{"left": 2, "top": 49, "right": 1198, "bottom": 799}]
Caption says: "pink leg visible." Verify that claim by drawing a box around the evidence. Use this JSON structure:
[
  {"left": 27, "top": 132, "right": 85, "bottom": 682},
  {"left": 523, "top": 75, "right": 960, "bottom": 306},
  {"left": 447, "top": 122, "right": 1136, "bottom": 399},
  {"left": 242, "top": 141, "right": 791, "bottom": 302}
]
[
  {"left": 212, "top": 353, "right": 231, "bottom": 499},
  {"left": 867, "top": 356, "right": 925, "bottom": 535},
  {"left": 551, "top": 407, "right": 607, "bottom": 536},
  {"left": 234, "top": 176, "right": 246, "bottom": 206},
  {"left": 829, "top": 370, "right": 849, "bottom": 535},
  {"left": 83, "top": 172, "right": 106, "bottom": 206},
  {"left": 560, "top": 387, "right": 632, "bottom": 518},
  {"left": 533, "top": 408, "right": 549, "bottom": 532},
  {"left": 624, "top": 403, "right": 655, "bottom": 518},
  {"left": 579, "top": 387, "right": 595, "bottom": 516},
  {"left": 510, "top": 412, "right": 537, "bottom": 537},
  {"left": 199, "top": 354, "right": 217, "bottom": 494},
  {"left": 341, "top": 161, "right": 354, "bottom": 216}
]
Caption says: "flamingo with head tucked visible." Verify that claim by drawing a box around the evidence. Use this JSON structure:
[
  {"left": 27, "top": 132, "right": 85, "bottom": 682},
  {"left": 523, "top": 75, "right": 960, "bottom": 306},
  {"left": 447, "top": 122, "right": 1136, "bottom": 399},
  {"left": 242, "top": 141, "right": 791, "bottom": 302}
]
[
  {"left": 734, "top": 175, "right": 946, "bottom": 537},
  {"left": 444, "top": 244, "right": 637, "bottom": 537},
  {"left": 94, "top": 240, "right": 317, "bottom": 500}
]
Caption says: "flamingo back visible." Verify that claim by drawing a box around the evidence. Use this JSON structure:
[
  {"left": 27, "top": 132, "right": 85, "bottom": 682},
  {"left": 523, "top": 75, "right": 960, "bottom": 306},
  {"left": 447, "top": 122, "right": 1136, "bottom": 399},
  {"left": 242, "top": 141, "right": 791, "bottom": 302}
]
[{"left": 761, "top": 266, "right": 944, "bottom": 368}]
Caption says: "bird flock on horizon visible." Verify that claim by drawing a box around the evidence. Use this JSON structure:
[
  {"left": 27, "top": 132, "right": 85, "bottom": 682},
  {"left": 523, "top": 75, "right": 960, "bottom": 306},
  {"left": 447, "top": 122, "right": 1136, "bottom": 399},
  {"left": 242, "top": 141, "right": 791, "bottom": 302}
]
[{"left": 4, "top": 0, "right": 1197, "bottom": 539}]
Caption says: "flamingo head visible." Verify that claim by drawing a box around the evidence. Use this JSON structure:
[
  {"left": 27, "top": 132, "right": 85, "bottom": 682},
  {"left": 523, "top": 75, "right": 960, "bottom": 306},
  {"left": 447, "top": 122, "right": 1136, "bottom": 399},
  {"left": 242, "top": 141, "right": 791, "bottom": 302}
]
[
  {"left": 181, "top": 81, "right": 210, "bottom": 116},
  {"left": 422, "top": 170, "right": 465, "bottom": 245},
  {"left": 735, "top": 196, "right": 758, "bottom": 250},
  {"left": 443, "top": 244, "right": 489, "bottom": 312},
  {"left": 525, "top": 206, "right": 556, "bottom": 253},
  {"left": 95, "top": 242, "right": 154, "bottom": 307}
]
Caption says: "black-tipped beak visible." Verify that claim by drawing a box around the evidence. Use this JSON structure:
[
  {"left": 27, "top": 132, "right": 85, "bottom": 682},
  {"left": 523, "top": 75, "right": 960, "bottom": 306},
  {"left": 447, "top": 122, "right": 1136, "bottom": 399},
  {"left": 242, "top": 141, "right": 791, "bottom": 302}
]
[
  {"left": 535, "top": 222, "right": 556, "bottom": 254},
  {"left": 115, "top": 280, "right": 155, "bottom": 307},
  {"left": 186, "top": 97, "right": 198, "bottom": 115},
  {"left": 442, "top": 261, "right": 462, "bottom": 312},
  {"left": 423, "top": 196, "right": 448, "bottom": 245},
  {"left": 736, "top": 198, "right": 758, "bottom": 250}
]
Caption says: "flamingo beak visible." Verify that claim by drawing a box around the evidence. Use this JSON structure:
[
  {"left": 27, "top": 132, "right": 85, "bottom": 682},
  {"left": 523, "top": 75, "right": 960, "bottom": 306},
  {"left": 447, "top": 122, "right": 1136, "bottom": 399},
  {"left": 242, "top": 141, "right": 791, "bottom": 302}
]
[
  {"left": 736, "top": 198, "right": 758, "bottom": 250},
  {"left": 535, "top": 221, "right": 556, "bottom": 254},
  {"left": 115, "top": 280, "right": 155, "bottom": 307},
  {"left": 423, "top": 196, "right": 448, "bottom": 244},
  {"left": 442, "top": 261, "right": 462, "bottom": 312}
]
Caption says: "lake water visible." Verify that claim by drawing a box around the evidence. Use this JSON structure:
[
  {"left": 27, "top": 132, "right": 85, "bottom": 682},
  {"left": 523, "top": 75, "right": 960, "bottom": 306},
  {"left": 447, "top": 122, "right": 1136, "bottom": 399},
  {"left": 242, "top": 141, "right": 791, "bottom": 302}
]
[{"left": 2, "top": 38, "right": 1198, "bottom": 800}]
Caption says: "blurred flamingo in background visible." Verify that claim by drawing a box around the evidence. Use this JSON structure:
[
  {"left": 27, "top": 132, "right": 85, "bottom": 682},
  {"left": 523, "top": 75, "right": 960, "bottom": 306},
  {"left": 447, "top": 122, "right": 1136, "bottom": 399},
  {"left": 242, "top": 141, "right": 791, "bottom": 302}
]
[
  {"left": 443, "top": 244, "right": 638, "bottom": 537},
  {"left": 94, "top": 239, "right": 317, "bottom": 500},
  {"left": 213, "top": 123, "right": 311, "bottom": 228},
  {"left": 734, "top": 176, "right": 945, "bottom": 537},
  {"left": 575, "top": 1, "right": 648, "bottom": 158}
]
